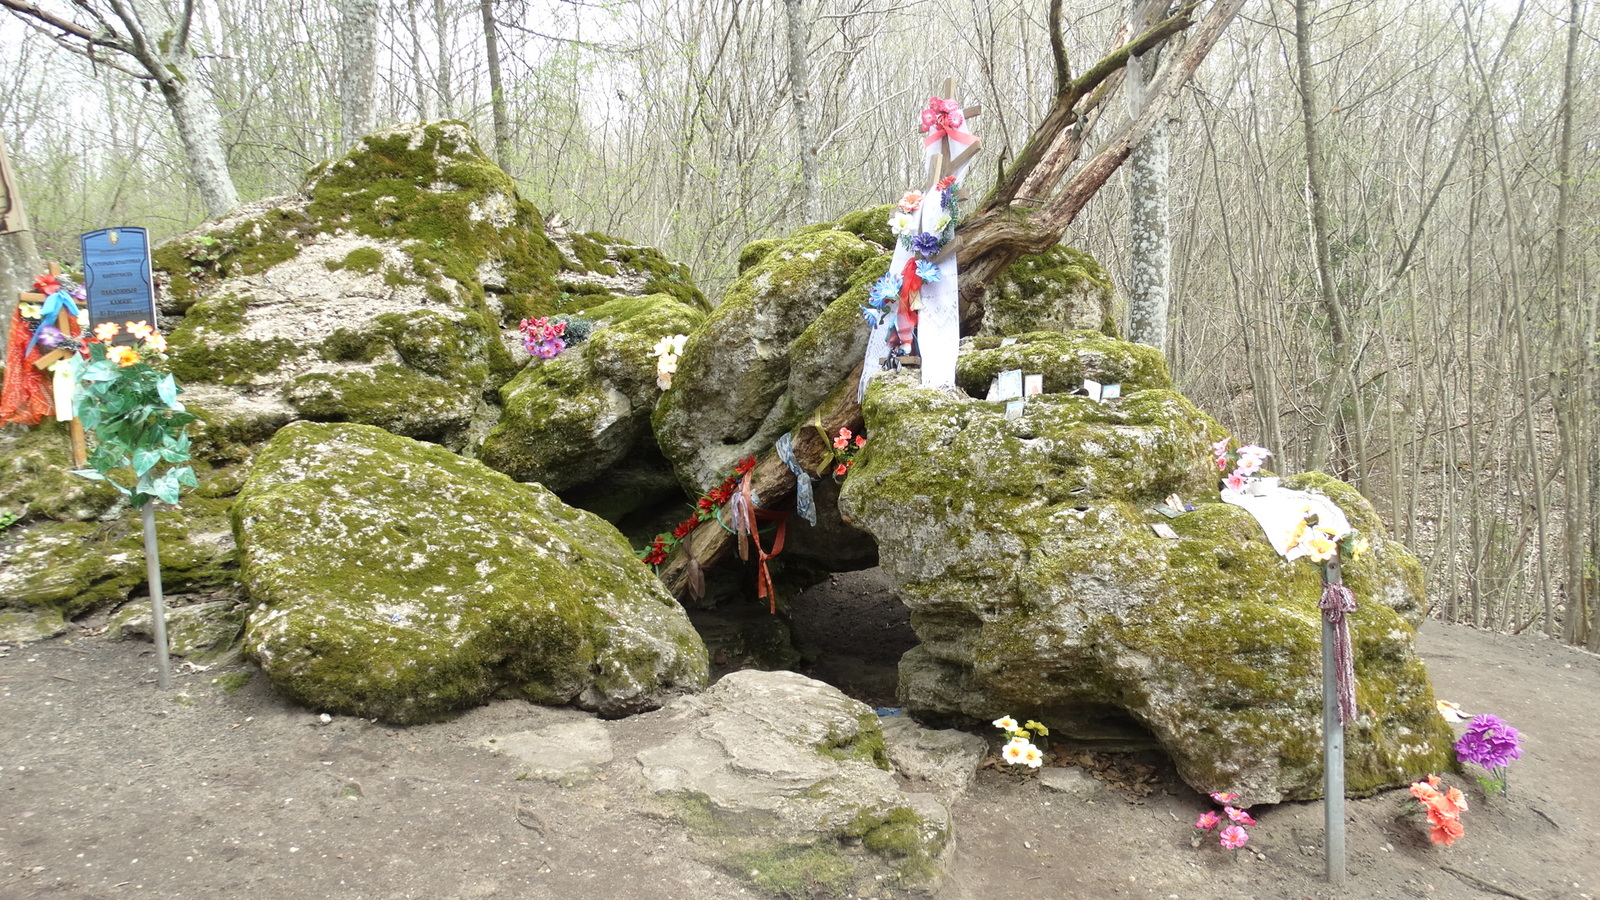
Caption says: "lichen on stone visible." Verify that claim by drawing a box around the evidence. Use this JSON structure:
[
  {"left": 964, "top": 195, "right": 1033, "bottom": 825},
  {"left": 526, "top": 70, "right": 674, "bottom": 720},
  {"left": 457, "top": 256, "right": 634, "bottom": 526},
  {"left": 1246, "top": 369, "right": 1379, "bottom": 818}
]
[{"left": 234, "top": 421, "right": 707, "bottom": 724}]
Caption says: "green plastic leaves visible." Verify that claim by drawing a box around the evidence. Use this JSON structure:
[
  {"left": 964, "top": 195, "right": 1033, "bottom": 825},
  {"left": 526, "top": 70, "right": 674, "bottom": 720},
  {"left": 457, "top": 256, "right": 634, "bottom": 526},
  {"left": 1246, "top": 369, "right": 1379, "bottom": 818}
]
[{"left": 69, "top": 340, "right": 197, "bottom": 509}]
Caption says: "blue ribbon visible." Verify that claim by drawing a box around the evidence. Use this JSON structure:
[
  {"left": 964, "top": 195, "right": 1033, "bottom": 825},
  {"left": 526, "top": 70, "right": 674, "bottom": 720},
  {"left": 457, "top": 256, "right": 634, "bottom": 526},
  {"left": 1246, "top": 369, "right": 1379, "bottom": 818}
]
[
  {"left": 775, "top": 432, "right": 816, "bottom": 526},
  {"left": 24, "top": 290, "right": 80, "bottom": 357}
]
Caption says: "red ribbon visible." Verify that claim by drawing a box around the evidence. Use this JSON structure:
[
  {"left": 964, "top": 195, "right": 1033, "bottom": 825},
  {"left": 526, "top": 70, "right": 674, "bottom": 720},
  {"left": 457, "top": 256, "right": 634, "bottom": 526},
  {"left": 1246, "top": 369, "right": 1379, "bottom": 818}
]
[
  {"left": 892, "top": 257, "right": 922, "bottom": 351},
  {"left": 737, "top": 470, "right": 789, "bottom": 613},
  {"left": 920, "top": 97, "right": 977, "bottom": 148}
]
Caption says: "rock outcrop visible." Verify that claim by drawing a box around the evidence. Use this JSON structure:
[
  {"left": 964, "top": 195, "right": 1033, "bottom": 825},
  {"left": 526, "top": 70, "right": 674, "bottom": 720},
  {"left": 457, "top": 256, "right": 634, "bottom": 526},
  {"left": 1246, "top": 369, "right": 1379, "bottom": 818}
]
[
  {"left": 479, "top": 294, "right": 703, "bottom": 492},
  {"left": 653, "top": 228, "right": 886, "bottom": 492},
  {"left": 838, "top": 331, "right": 1456, "bottom": 803},
  {"left": 629, "top": 670, "right": 949, "bottom": 894},
  {"left": 234, "top": 421, "right": 708, "bottom": 723}
]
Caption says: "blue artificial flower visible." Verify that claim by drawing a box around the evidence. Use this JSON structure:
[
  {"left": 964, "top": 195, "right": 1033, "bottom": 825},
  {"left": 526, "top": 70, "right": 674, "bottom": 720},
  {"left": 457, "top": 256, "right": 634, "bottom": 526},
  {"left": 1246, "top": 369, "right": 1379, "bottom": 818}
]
[
  {"left": 869, "top": 273, "right": 901, "bottom": 303},
  {"left": 912, "top": 232, "right": 943, "bottom": 258},
  {"left": 915, "top": 260, "right": 941, "bottom": 283}
]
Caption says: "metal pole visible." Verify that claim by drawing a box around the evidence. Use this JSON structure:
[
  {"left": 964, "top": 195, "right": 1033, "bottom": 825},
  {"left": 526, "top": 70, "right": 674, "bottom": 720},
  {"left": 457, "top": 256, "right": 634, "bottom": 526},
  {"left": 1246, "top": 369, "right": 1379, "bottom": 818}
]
[
  {"left": 1322, "top": 555, "right": 1346, "bottom": 885},
  {"left": 141, "top": 502, "right": 172, "bottom": 689}
]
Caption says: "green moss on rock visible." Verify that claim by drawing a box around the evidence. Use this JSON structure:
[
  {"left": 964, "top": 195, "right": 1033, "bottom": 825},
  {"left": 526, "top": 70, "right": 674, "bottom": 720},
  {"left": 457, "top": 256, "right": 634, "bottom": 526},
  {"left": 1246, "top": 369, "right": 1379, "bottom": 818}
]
[
  {"left": 838, "top": 345, "right": 1455, "bottom": 803},
  {"left": 980, "top": 245, "right": 1116, "bottom": 338},
  {"left": 234, "top": 421, "right": 707, "bottom": 724}
]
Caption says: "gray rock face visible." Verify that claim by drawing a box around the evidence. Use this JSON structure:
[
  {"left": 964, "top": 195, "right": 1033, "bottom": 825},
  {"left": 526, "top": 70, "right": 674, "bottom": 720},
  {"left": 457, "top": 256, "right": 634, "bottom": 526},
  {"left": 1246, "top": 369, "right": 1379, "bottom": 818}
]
[
  {"left": 478, "top": 295, "right": 703, "bottom": 491},
  {"left": 480, "top": 718, "right": 613, "bottom": 780},
  {"left": 652, "top": 229, "right": 884, "bottom": 491},
  {"left": 633, "top": 670, "right": 948, "bottom": 890},
  {"left": 878, "top": 717, "right": 987, "bottom": 798},
  {"left": 837, "top": 334, "right": 1457, "bottom": 803},
  {"left": 234, "top": 421, "right": 708, "bottom": 724},
  {"left": 113, "top": 600, "right": 246, "bottom": 662}
]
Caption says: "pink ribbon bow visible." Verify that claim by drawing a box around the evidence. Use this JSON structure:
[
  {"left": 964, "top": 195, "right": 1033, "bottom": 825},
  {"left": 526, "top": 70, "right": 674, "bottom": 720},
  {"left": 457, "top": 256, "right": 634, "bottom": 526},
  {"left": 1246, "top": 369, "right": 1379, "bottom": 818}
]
[{"left": 920, "top": 97, "right": 976, "bottom": 147}]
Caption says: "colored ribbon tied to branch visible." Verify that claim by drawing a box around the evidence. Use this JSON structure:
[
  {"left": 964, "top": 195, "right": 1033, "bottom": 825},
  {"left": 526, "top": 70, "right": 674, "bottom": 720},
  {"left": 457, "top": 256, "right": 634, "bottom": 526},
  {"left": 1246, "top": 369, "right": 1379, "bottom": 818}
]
[{"left": 920, "top": 96, "right": 976, "bottom": 147}]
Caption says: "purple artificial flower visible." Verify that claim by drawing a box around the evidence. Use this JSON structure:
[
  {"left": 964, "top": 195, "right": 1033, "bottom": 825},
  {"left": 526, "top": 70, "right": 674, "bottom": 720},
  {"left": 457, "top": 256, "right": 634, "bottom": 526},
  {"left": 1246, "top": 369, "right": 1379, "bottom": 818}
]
[
  {"left": 1455, "top": 714, "right": 1523, "bottom": 770},
  {"left": 528, "top": 337, "right": 566, "bottom": 359},
  {"left": 911, "top": 231, "right": 943, "bottom": 258},
  {"left": 34, "top": 324, "right": 66, "bottom": 349}
]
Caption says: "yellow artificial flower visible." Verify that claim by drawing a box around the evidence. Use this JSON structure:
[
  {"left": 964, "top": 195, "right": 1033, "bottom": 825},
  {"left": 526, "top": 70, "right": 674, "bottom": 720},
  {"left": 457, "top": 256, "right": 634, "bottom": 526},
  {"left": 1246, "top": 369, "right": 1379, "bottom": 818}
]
[
  {"left": 1025, "top": 720, "right": 1050, "bottom": 736},
  {"left": 19, "top": 303, "right": 41, "bottom": 319},
  {"left": 108, "top": 346, "right": 141, "bottom": 367},
  {"left": 1304, "top": 536, "right": 1337, "bottom": 562}
]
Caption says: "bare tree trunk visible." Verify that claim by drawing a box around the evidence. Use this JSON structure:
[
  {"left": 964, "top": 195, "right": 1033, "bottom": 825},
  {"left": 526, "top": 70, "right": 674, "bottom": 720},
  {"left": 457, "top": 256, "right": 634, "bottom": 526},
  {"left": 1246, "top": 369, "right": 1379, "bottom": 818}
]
[
  {"left": 1292, "top": 0, "right": 1353, "bottom": 474},
  {"left": 0, "top": 0, "right": 240, "bottom": 219},
  {"left": 1126, "top": 0, "right": 1173, "bottom": 350},
  {"left": 340, "top": 0, "right": 382, "bottom": 149},
  {"left": 1553, "top": 0, "right": 1588, "bottom": 644},
  {"left": 481, "top": 0, "right": 511, "bottom": 166},
  {"left": 0, "top": 131, "right": 41, "bottom": 363},
  {"left": 156, "top": 61, "right": 241, "bottom": 219},
  {"left": 433, "top": 0, "right": 453, "bottom": 118},
  {"left": 784, "top": 0, "right": 821, "bottom": 224}
]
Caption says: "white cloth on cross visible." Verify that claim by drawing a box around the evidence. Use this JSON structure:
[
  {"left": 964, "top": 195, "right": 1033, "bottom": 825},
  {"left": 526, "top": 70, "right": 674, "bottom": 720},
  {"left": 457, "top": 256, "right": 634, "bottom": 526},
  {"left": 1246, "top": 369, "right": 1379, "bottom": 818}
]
[
  {"left": 1220, "top": 486, "right": 1352, "bottom": 560},
  {"left": 859, "top": 101, "right": 976, "bottom": 399},
  {"left": 49, "top": 359, "right": 75, "bottom": 422}
]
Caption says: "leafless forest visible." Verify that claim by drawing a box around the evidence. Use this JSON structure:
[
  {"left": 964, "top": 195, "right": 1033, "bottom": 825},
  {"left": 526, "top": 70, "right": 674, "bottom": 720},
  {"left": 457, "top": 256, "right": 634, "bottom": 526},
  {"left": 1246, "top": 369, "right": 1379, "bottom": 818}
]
[{"left": 1, "top": 0, "right": 1595, "bottom": 647}]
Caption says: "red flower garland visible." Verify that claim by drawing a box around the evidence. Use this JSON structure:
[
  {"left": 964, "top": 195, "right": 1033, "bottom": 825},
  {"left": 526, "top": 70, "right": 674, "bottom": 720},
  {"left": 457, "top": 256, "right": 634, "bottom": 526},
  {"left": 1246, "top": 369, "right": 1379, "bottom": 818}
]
[{"left": 638, "top": 456, "right": 758, "bottom": 569}]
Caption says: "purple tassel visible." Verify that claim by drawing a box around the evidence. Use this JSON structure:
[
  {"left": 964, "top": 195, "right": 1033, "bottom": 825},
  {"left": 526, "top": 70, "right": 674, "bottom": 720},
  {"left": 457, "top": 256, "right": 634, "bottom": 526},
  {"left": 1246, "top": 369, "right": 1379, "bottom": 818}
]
[{"left": 1319, "top": 581, "right": 1358, "bottom": 724}]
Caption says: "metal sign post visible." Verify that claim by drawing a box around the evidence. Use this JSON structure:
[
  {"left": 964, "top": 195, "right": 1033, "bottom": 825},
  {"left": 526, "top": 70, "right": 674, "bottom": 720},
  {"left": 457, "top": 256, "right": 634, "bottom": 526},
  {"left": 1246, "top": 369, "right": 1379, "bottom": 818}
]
[{"left": 1322, "top": 552, "right": 1348, "bottom": 884}]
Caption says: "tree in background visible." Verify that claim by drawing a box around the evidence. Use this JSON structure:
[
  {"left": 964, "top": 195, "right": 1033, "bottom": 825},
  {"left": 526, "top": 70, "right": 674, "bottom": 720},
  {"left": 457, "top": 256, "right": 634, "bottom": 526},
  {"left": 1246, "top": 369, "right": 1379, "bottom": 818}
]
[{"left": 1, "top": 0, "right": 240, "bottom": 219}]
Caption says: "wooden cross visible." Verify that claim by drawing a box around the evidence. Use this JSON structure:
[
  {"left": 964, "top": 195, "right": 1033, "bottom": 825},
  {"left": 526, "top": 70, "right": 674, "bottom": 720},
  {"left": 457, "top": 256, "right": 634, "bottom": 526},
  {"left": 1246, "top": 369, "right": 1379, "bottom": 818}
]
[
  {"left": 920, "top": 76, "right": 984, "bottom": 194},
  {"left": 18, "top": 261, "right": 87, "bottom": 467}
]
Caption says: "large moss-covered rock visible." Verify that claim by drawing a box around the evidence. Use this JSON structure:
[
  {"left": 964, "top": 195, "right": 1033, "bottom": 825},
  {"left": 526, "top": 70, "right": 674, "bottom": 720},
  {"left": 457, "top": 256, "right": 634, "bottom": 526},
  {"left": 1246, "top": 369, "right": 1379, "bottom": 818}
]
[
  {"left": 653, "top": 228, "right": 885, "bottom": 491},
  {"left": 234, "top": 421, "right": 707, "bottom": 723},
  {"left": 0, "top": 513, "right": 236, "bottom": 620},
  {"left": 977, "top": 245, "right": 1116, "bottom": 338},
  {"left": 157, "top": 123, "right": 547, "bottom": 449},
  {"left": 629, "top": 670, "right": 949, "bottom": 894},
  {"left": 0, "top": 423, "right": 123, "bottom": 522},
  {"left": 479, "top": 294, "right": 704, "bottom": 491},
  {"left": 837, "top": 335, "right": 1455, "bottom": 803}
]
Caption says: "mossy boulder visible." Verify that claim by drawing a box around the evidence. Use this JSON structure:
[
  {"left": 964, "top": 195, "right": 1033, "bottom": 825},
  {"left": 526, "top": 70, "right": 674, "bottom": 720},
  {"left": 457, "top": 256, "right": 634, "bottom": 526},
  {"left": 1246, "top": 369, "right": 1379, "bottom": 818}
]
[
  {"left": 0, "top": 513, "right": 236, "bottom": 620},
  {"left": 837, "top": 336, "right": 1455, "bottom": 803},
  {"left": 0, "top": 423, "right": 123, "bottom": 522},
  {"left": 479, "top": 294, "right": 704, "bottom": 491},
  {"left": 233, "top": 421, "right": 708, "bottom": 724},
  {"left": 112, "top": 599, "right": 247, "bottom": 662},
  {"left": 630, "top": 670, "right": 949, "bottom": 893},
  {"left": 978, "top": 245, "right": 1116, "bottom": 338},
  {"left": 653, "top": 227, "right": 886, "bottom": 491}
]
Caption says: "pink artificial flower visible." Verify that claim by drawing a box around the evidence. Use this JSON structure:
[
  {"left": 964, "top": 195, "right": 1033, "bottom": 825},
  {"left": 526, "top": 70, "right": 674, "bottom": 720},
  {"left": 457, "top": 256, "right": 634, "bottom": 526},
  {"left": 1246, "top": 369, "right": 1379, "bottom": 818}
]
[
  {"left": 1195, "top": 811, "right": 1220, "bottom": 830},
  {"left": 1225, "top": 807, "right": 1256, "bottom": 826},
  {"left": 1225, "top": 472, "right": 1248, "bottom": 492},
  {"left": 1209, "top": 792, "right": 1239, "bottom": 804},
  {"left": 1219, "top": 825, "right": 1249, "bottom": 849}
]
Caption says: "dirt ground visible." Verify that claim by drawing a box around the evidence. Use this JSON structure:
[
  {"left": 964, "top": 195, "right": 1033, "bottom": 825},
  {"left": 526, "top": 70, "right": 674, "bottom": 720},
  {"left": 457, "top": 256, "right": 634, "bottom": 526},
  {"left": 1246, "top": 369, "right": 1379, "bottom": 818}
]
[{"left": 2, "top": 571, "right": 1597, "bottom": 900}]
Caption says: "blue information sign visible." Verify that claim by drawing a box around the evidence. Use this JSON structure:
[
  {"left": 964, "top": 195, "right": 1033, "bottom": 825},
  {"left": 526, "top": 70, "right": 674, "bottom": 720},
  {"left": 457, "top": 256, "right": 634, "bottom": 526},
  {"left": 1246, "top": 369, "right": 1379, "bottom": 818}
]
[{"left": 81, "top": 227, "right": 156, "bottom": 343}]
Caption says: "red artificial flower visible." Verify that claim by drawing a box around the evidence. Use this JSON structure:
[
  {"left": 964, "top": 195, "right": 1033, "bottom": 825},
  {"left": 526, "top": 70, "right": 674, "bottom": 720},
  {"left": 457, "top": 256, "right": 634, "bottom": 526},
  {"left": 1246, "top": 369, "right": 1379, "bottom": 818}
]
[
  {"left": 672, "top": 519, "right": 697, "bottom": 539},
  {"left": 937, "top": 174, "right": 957, "bottom": 191},
  {"left": 735, "top": 456, "right": 757, "bottom": 475},
  {"left": 642, "top": 547, "right": 667, "bottom": 565},
  {"left": 834, "top": 463, "right": 849, "bottom": 476},
  {"left": 696, "top": 496, "right": 715, "bottom": 512},
  {"left": 32, "top": 274, "right": 60, "bottom": 294},
  {"left": 854, "top": 435, "right": 867, "bottom": 448},
  {"left": 708, "top": 484, "right": 733, "bottom": 505}
]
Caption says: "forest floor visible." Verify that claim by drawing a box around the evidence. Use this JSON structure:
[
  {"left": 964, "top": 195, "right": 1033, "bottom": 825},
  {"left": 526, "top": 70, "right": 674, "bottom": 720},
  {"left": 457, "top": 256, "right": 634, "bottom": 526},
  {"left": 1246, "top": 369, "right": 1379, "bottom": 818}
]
[{"left": 1, "top": 570, "right": 1596, "bottom": 900}]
